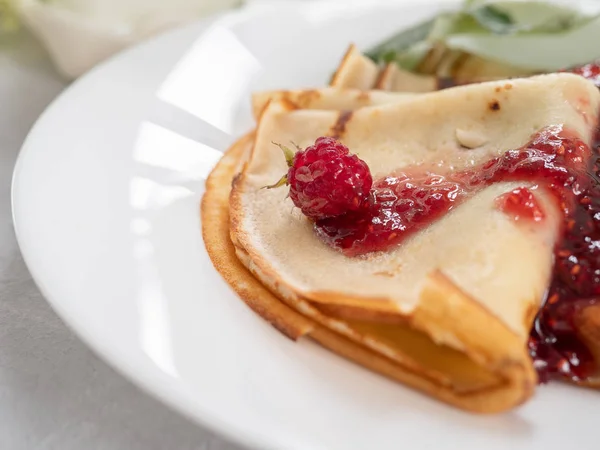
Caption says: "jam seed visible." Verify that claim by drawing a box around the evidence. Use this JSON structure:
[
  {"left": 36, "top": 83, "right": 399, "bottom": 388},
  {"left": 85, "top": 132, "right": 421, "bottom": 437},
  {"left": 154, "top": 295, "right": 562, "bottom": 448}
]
[{"left": 548, "top": 294, "right": 560, "bottom": 305}]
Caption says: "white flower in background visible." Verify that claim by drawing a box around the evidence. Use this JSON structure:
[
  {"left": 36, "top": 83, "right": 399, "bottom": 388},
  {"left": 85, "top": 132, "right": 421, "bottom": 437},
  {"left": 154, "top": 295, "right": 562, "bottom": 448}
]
[{"left": 0, "top": 0, "right": 242, "bottom": 78}]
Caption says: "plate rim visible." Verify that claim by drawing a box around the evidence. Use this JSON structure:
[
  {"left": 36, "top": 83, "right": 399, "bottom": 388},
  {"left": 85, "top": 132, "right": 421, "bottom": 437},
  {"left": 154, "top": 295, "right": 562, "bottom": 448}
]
[
  {"left": 10, "top": 6, "right": 303, "bottom": 450},
  {"left": 11, "top": 2, "right": 461, "bottom": 450}
]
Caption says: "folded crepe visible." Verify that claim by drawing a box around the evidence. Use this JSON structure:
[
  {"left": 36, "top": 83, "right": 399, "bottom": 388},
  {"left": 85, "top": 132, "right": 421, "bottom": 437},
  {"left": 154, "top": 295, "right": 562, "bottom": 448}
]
[
  {"left": 330, "top": 44, "right": 437, "bottom": 91},
  {"left": 205, "top": 73, "right": 600, "bottom": 413},
  {"left": 331, "top": 44, "right": 531, "bottom": 92},
  {"left": 251, "top": 87, "right": 416, "bottom": 120}
]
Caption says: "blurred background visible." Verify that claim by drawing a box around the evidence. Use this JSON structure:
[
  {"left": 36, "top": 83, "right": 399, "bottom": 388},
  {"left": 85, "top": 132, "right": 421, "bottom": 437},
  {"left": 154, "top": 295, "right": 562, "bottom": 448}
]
[
  {"left": 0, "top": 0, "right": 246, "bottom": 78},
  {"left": 0, "top": 2, "right": 262, "bottom": 450}
]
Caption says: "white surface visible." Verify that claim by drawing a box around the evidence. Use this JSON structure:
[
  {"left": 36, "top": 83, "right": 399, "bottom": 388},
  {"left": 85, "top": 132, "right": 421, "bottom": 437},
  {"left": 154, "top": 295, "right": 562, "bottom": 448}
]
[
  {"left": 10, "top": 1, "right": 600, "bottom": 449},
  {"left": 19, "top": 0, "right": 241, "bottom": 78},
  {"left": 0, "top": 28, "right": 241, "bottom": 450}
]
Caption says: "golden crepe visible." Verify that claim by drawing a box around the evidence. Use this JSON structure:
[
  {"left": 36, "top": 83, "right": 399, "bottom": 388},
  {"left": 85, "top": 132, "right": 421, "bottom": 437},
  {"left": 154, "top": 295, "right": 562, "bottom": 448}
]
[
  {"left": 202, "top": 73, "right": 600, "bottom": 413},
  {"left": 251, "top": 87, "right": 415, "bottom": 120},
  {"left": 331, "top": 44, "right": 531, "bottom": 92},
  {"left": 331, "top": 44, "right": 437, "bottom": 91}
]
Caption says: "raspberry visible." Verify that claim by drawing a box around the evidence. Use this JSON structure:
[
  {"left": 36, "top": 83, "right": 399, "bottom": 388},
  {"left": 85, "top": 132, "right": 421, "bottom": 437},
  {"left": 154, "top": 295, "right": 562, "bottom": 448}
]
[{"left": 267, "top": 137, "right": 373, "bottom": 220}]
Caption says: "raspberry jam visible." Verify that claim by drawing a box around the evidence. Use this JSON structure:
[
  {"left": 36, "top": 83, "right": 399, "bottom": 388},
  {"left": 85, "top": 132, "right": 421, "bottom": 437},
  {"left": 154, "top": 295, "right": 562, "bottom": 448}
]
[
  {"left": 315, "top": 172, "right": 468, "bottom": 257},
  {"left": 315, "top": 124, "right": 600, "bottom": 382},
  {"left": 495, "top": 187, "right": 545, "bottom": 223},
  {"left": 316, "top": 125, "right": 589, "bottom": 255},
  {"left": 568, "top": 62, "right": 600, "bottom": 89}
]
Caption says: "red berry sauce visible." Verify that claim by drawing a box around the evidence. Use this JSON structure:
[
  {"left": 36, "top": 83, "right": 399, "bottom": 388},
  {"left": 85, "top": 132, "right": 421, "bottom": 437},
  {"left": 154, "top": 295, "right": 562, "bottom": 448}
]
[
  {"left": 315, "top": 125, "right": 589, "bottom": 255},
  {"left": 495, "top": 187, "right": 545, "bottom": 223},
  {"left": 315, "top": 124, "right": 600, "bottom": 383},
  {"left": 567, "top": 62, "right": 600, "bottom": 89},
  {"left": 315, "top": 172, "right": 469, "bottom": 257}
]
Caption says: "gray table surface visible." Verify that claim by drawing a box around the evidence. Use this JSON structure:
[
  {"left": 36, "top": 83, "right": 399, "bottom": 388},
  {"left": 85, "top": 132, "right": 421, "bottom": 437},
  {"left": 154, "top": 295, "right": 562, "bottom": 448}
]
[{"left": 0, "top": 30, "right": 244, "bottom": 450}]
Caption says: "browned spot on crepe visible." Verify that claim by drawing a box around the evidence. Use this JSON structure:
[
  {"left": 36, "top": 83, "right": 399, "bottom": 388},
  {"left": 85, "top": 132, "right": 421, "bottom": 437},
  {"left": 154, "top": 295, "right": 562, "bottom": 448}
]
[
  {"left": 437, "top": 77, "right": 458, "bottom": 90},
  {"left": 280, "top": 97, "right": 300, "bottom": 111},
  {"left": 356, "top": 91, "right": 370, "bottom": 102},
  {"left": 374, "top": 66, "right": 390, "bottom": 90},
  {"left": 329, "top": 44, "right": 358, "bottom": 86},
  {"left": 489, "top": 100, "right": 501, "bottom": 111},
  {"left": 296, "top": 90, "right": 321, "bottom": 108},
  {"left": 330, "top": 110, "right": 353, "bottom": 139}
]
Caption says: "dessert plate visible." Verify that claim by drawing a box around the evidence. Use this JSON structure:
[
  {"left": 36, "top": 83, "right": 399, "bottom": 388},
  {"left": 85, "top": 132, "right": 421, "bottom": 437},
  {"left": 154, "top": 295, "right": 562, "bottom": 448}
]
[{"left": 11, "top": 1, "right": 599, "bottom": 449}]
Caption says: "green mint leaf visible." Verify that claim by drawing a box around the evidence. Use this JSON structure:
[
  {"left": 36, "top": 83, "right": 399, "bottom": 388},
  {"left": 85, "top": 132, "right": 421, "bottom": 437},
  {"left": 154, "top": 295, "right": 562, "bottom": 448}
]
[
  {"left": 366, "top": 17, "right": 436, "bottom": 64},
  {"left": 470, "top": 5, "right": 515, "bottom": 34}
]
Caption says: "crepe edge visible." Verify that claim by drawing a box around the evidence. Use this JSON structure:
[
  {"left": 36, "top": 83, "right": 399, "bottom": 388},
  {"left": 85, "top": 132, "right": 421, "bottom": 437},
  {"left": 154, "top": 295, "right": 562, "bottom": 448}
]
[
  {"left": 330, "top": 43, "right": 379, "bottom": 90},
  {"left": 232, "top": 219, "right": 537, "bottom": 413},
  {"left": 229, "top": 98, "right": 539, "bottom": 401},
  {"left": 202, "top": 133, "right": 315, "bottom": 340},
  {"left": 206, "top": 134, "right": 540, "bottom": 413},
  {"left": 251, "top": 88, "right": 375, "bottom": 121}
]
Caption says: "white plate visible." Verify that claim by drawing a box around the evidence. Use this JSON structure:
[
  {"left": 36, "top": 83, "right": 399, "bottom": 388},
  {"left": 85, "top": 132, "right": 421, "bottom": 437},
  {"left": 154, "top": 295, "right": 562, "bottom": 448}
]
[{"left": 12, "top": 1, "right": 600, "bottom": 449}]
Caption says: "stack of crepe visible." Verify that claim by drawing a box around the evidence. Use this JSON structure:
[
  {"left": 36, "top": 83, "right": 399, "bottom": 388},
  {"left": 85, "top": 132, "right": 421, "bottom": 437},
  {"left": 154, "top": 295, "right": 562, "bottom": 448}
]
[{"left": 202, "top": 44, "right": 600, "bottom": 413}]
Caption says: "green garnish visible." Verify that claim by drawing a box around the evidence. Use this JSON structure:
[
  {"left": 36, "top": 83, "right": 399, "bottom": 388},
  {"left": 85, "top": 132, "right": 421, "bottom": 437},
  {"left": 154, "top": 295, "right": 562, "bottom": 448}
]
[
  {"left": 367, "top": 0, "right": 600, "bottom": 74},
  {"left": 470, "top": 5, "right": 514, "bottom": 34},
  {"left": 0, "top": 0, "right": 19, "bottom": 33}
]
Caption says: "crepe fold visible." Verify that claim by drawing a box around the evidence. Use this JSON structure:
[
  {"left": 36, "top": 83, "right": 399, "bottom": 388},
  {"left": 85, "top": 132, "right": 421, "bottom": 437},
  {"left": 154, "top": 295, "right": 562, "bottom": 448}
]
[
  {"left": 330, "top": 44, "right": 531, "bottom": 92},
  {"left": 251, "top": 87, "right": 416, "bottom": 120},
  {"left": 203, "top": 74, "right": 600, "bottom": 413}
]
